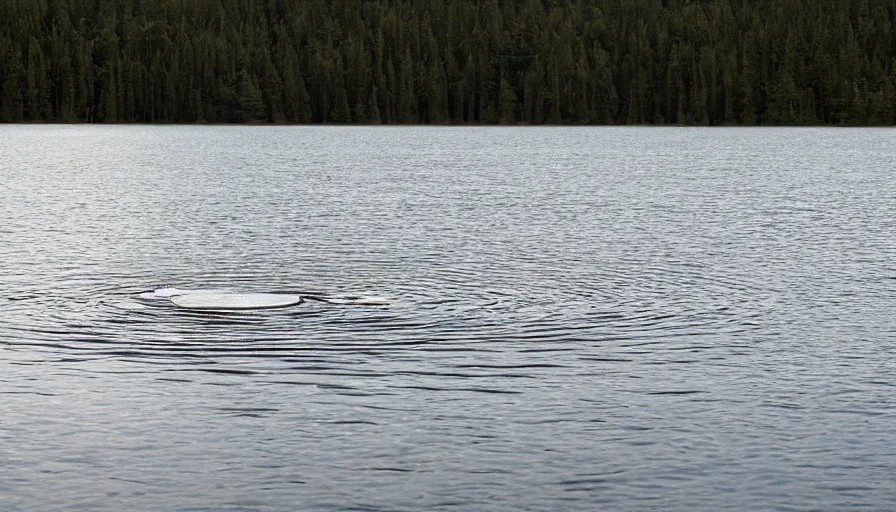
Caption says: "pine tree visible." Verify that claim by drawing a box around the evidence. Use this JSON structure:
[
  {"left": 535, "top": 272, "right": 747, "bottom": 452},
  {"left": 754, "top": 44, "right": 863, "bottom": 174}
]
[{"left": 1, "top": 0, "right": 894, "bottom": 125}]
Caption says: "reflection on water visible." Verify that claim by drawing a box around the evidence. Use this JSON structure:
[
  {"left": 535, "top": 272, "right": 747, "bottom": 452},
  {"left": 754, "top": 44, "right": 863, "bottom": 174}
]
[{"left": 1, "top": 126, "right": 895, "bottom": 511}]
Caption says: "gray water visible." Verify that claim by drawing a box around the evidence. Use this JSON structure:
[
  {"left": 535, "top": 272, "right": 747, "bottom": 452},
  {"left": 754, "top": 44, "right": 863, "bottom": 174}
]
[{"left": 1, "top": 125, "right": 894, "bottom": 511}]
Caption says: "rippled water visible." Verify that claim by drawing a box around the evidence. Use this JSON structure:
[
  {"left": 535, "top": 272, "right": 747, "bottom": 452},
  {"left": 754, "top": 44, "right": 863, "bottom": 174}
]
[{"left": 1, "top": 126, "right": 894, "bottom": 511}]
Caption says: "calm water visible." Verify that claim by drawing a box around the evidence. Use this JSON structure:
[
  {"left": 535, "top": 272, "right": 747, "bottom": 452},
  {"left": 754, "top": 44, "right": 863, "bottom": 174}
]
[{"left": 1, "top": 126, "right": 894, "bottom": 511}]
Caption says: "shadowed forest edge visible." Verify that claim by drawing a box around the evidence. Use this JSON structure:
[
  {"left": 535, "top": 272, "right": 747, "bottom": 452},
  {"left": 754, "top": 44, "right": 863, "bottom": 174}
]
[{"left": 1, "top": 0, "right": 894, "bottom": 125}]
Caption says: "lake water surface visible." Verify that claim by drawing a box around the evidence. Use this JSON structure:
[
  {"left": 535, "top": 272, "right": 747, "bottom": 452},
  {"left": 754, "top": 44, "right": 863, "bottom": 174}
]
[{"left": 1, "top": 126, "right": 894, "bottom": 511}]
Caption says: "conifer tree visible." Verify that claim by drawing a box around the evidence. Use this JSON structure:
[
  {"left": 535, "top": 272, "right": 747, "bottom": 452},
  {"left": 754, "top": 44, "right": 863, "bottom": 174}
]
[{"left": 0, "top": 0, "right": 894, "bottom": 124}]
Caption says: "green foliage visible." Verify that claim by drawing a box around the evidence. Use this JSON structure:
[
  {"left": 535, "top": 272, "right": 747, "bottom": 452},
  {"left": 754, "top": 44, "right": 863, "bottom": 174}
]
[{"left": 0, "top": 0, "right": 894, "bottom": 124}]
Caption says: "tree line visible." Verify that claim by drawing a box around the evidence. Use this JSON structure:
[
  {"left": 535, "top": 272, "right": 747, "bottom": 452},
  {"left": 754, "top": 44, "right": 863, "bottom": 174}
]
[{"left": 1, "top": 0, "right": 894, "bottom": 125}]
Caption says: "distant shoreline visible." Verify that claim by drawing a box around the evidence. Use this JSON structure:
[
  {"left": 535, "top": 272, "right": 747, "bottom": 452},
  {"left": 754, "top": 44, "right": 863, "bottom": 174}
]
[{"left": 2, "top": 121, "right": 893, "bottom": 128}]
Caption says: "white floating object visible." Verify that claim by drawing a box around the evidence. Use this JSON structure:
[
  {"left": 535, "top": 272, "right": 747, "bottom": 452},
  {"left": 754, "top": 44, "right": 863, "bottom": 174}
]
[
  {"left": 320, "top": 296, "right": 390, "bottom": 306},
  {"left": 170, "top": 292, "right": 302, "bottom": 310},
  {"left": 138, "top": 287, "right": 224, "bottom": 301}
]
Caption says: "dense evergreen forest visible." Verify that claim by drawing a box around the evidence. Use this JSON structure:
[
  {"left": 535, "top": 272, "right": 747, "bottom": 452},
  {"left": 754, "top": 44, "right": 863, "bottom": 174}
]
[{"left": 1, "top": 0, "right": 894, "bottom": 124}]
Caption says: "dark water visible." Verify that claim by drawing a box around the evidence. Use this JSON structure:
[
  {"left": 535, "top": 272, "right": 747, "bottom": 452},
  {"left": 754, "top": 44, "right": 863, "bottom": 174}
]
[{"left": 1, "top": 126, "right": 894, "bottom": 511}]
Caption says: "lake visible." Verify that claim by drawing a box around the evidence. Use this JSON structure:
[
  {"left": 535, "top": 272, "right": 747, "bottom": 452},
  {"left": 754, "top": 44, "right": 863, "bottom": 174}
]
[{"left": 1, "top": 125, "right": 894, "bottom": 511}]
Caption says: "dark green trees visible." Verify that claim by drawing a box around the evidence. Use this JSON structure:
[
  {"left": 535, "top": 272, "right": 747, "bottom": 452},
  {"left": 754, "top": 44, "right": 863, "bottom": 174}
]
[{"left": 1, "top": 0, "right": 894, "bottom": 124}]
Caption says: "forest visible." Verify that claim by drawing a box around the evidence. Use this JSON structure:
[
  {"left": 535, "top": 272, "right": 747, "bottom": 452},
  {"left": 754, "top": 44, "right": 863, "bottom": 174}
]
[{"left": 0, "top": 0, "right": 894, "bottom": 125}]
